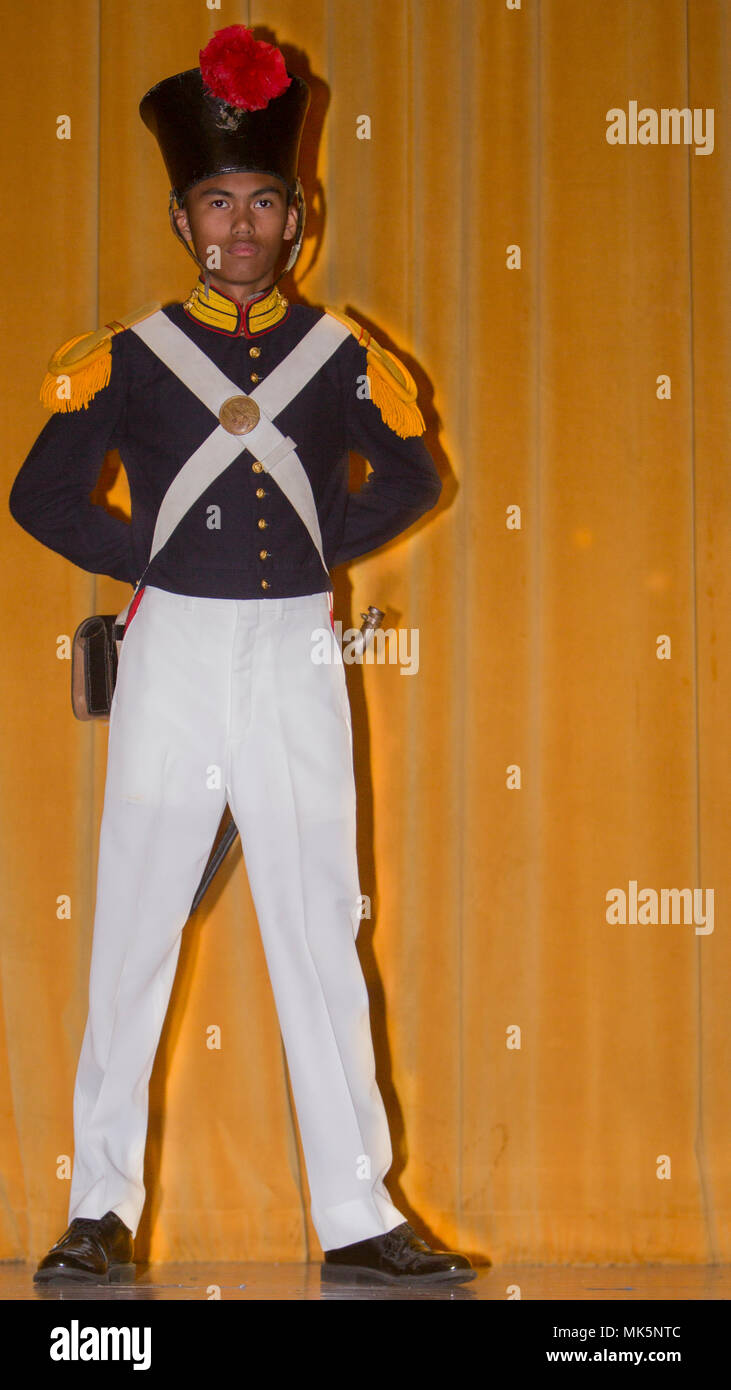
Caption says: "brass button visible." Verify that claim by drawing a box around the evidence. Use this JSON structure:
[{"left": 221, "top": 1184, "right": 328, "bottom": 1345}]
[
  {"left": 255, "top": 487, "right": 266, "bottom": 498},
  {"left": 250, "top": 372, "right": 260, "bottom": 383},
  {"left": 252, "top": 461, "right": 264, "bottom": 473},
  {"left": 249, "top": 346, "right": 261, "bottom": 358},
  {"left": 280, "top": 297, "right": 289, "bottom": 308},
  {"left": 260, "top": 579, "right": 270, "bottom": 590},
  {"left": 257, "top": 518, "right": 268, "bottom": 529},
  {"left": 259, "top": 549, "right": 269, "bottom": 560}
]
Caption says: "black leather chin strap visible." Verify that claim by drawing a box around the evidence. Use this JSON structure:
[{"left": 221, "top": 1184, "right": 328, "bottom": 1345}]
[{"left": 168, "top": 177, "right": 306, "bottom": 299}]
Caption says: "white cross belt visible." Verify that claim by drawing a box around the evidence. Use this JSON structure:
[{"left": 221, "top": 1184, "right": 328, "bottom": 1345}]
[{"left": 130, "top": 308, "right": 352, "bottom": 574}]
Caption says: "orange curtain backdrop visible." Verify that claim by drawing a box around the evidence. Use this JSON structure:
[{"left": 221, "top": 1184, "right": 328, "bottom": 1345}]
[{"left": 1, "top": 0, "right": 728, "bottom": 1266}]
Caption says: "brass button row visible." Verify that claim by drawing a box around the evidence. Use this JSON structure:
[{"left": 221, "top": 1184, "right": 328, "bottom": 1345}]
[{"left": 254, "top": 460, "right": 270, "bottom": 588}]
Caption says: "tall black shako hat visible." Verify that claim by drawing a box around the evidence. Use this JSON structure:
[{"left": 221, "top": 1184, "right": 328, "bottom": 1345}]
[{"left": 139, "top": 25, "right": 310, "bottom": 279}]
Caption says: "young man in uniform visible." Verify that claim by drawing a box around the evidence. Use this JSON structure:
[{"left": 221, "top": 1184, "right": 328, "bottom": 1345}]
[{"left": 10, "top": 25, "right": 474, "bottom": 1287}]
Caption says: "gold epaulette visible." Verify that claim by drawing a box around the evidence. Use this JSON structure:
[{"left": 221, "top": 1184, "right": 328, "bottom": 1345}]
[
  {"left": 324, "top": 307, "right": 425, "bottom": 439},
  {"left": 40, "top": 301, "right": 161, "bottom": 413}
]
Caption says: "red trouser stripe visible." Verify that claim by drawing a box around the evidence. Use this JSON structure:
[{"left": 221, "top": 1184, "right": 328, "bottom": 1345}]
[{"left": 124, "top": 585, "right": 146, "bottom": 635}]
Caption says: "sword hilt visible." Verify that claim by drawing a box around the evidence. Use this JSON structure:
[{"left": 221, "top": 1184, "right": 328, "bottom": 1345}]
[{"left": 357, "top": 604, "right": 385, "bottom": 653}]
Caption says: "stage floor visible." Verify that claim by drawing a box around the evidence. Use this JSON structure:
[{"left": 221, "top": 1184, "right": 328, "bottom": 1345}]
[{"left": 2, "top": 1261, "right": 729, "bottom": 1301}]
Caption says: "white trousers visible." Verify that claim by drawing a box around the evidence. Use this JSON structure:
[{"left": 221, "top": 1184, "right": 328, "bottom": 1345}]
[{"left": 67, "top": 584, "right": 406, "bottom": 1251}]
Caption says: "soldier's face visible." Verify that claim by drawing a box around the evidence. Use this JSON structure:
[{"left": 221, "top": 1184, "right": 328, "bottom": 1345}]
[{"left": 173, "top": 170, "right": 298, "bottom": 300}]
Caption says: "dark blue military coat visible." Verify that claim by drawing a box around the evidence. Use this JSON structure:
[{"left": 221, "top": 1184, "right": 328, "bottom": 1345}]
[{"left": 9, "top": 281, "right": 442, "bottom": 600}]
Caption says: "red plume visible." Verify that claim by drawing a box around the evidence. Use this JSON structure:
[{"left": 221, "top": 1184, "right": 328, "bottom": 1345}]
[{"left": 199, "top": 25, "right": 291, "bottom": 112}]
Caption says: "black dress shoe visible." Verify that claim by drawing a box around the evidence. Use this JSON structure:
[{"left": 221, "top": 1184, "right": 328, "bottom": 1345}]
[
  {"left": 322, "top": 1221, "right": 476, "bottom": 1285},
  {"left": 33, "top": 1211, "right": 135, "bottom": 1284}
]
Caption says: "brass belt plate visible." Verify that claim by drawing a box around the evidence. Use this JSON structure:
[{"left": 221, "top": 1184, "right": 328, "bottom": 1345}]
[{"left": 218, "top": 395, "right": 261, "bottom": 435}]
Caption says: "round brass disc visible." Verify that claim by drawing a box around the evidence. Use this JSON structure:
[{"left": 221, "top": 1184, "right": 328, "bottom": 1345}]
[{"left": 219, "top": 395, "right": 261, "bottom": 435}]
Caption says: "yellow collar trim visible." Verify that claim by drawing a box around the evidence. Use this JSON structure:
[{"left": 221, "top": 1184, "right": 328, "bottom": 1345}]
[{"left": 182, "top": 280, "right": 289, "bottom": 337}]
